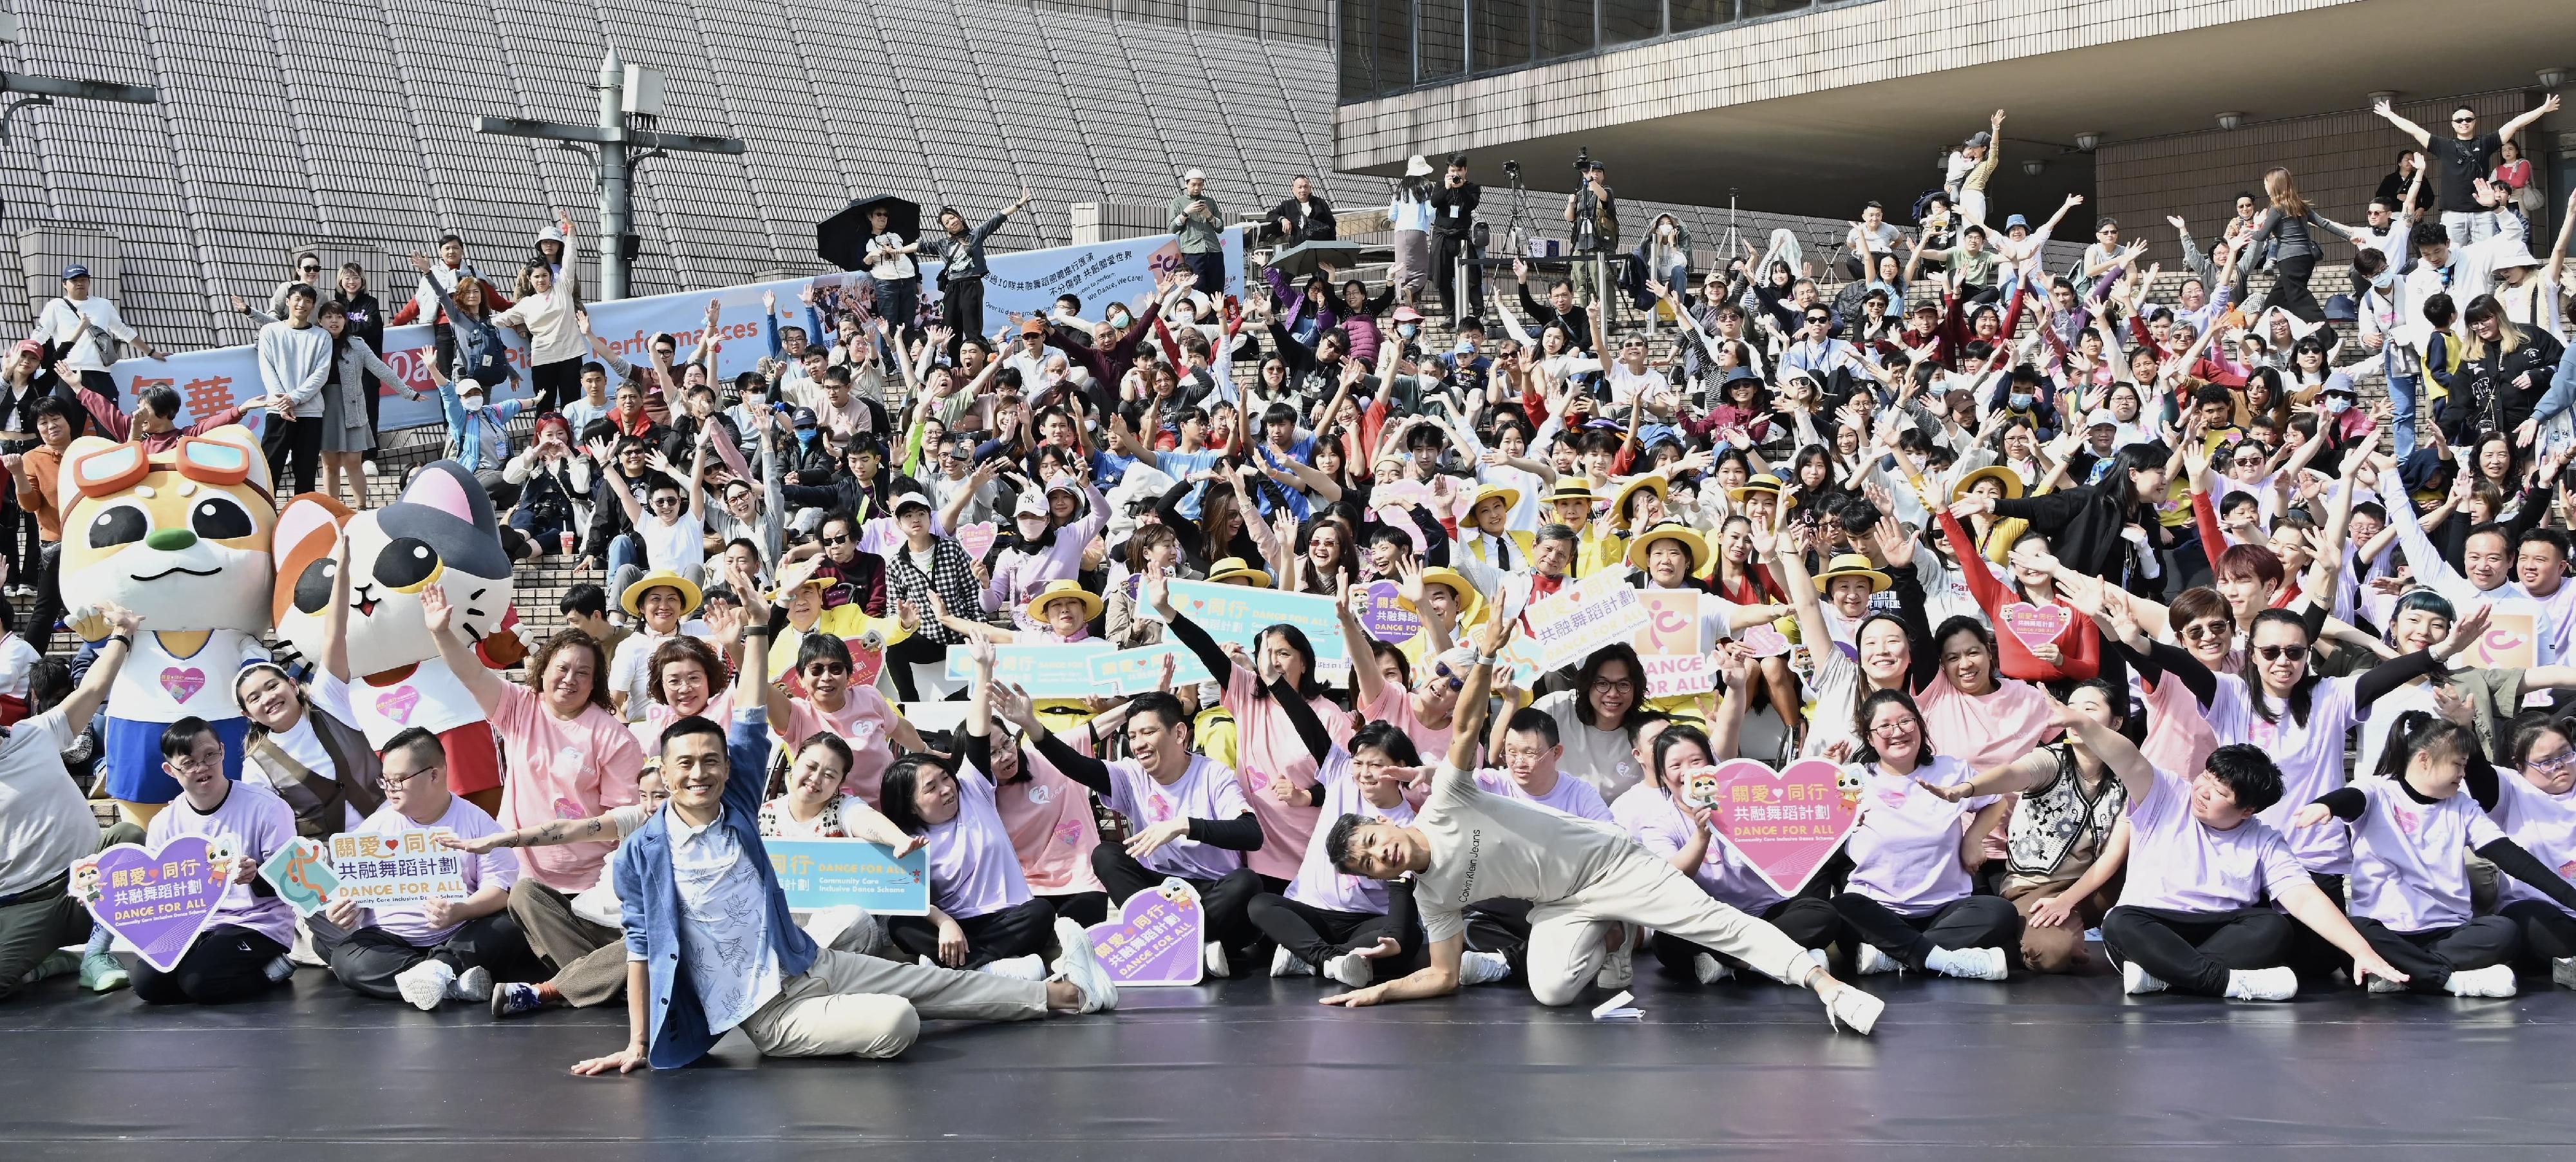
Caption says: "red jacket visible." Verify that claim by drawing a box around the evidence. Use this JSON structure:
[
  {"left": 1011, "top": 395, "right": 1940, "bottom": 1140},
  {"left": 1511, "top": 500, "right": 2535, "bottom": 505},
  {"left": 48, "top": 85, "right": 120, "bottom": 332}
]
[{"left": 1938, "top": 508, "right": 2098, "bottom": 681}]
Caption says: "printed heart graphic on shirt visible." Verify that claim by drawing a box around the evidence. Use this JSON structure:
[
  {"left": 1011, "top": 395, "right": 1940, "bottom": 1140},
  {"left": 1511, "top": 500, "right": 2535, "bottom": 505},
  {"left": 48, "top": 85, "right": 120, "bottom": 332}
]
[
  {"left": 1733, "top": 625, "right": 1792, "bottom": 658},
  {"left": 77, "top": 837, "right": 230, "bottom": 973},
  {"left": 2392, "top": 805, "right": 2421, "bottom": 837},
  {"left": 553, "top": 796, "right": 585, "bottom": 821},
  {"left": 1145, "top": 793, "right": 1174, "bottom": 823},
  {"left": 374, "top": 685, "right": 421, "bottom": 725},
  {"left": 158, "top": 667, "right": 207, "bottom": 704},
  {"left": 1700, "top": 758, "right": 1863, "bottom": 897},
  {"left": 1052, "top": 819, "right": 1084, "bottom": 847},
  {"left": 956, "top": 522, "right": 998, "bottom": 561},
  {"left": 2000, "top": 602, "right": 2072, "bottom": 651},
  {"left": 1081, "top": 876, "right": 1205, "bottom": 987}
]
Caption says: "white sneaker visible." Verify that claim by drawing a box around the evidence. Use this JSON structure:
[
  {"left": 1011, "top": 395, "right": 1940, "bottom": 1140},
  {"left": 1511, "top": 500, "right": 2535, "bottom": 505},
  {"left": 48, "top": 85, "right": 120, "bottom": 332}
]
[
  {"left": 2553, "top": 957, "right": 2576, "bottom": 991},
  {"left": 1203, "top": 941, "right": 1230, "bottom": 980},
  {"left": 1323, "top": 949, "right": 1374, "bottom": 989},
  {"left": 979, "top": 954, "right": 1046, "bottom": 982},
  {"left": 1853, "top": 942, "right": 1900, "bottom": 976},
  {"left": 446, "top": 965, "right": 493, "bottom": 1004},
  {"left": 1047, "top": 918, "right": 1116, "bottom": 1014},
  {"left": 2121, "top": 960, "right": 2169, "bottom": 996},
  {"left": 918, "top": 955, "right": 939, "bottom": 969},
  {"left": 362, "top": 459, "right": 379, "bottom": 477},
  {"left": 2365, "top": 973, "right": 2408, "bottom": 994},
  {"left": 1269, "top": 946, "right": 1313, "bottom": 978},
  {"left": 1823, "top": 985, "right": 1884, "bottom": 1036},
  {"left": 288, "top": 922, "right": 327, "bottom": 967},
  {"left": 2223, "top": 966, "right": 2297, "bottom": 1002},
  {"left": 1593, "top": 939, "right": 1634, "bottom": 991},
  {"left": 1690, "top": 952, "right": 1732, "bottom": 986},
  {"left": 2444, "top": 963, "right": 2517, "bottom": 998},
  {"left": 1457, "top": 949, "right": 1511, "bottom": 986},
  {"left": 395, "top": 960, "right": 456, "bottom": 1011},
  {"left": 1927, "top": 946, "right": 2010, "bottom": 981}
]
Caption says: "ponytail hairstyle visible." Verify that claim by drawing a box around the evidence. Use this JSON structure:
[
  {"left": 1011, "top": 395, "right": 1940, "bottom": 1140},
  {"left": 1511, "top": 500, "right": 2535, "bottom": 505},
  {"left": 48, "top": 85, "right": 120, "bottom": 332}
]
[{"left": 2371, "top": 709, "right": 2481, "bottom": 782}]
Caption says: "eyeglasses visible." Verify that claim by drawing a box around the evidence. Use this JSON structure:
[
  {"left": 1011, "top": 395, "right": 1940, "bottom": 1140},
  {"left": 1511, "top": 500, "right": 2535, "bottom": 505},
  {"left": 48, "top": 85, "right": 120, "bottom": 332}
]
[
  {"left": 375, "top": 766, "right": 444, "bottom": 791},
  {"left": 1869, "top": 717, "right": 1922, "bottom": 739},
  {"left": 2529, "top": 750, "right": 2576, "bottom": 774},
  {"left": 1591, "top": 678, "right": 1637, "bottom": 694},
  {"left": 2254, "top": 643, "right": 2309, "bottom": 662}
]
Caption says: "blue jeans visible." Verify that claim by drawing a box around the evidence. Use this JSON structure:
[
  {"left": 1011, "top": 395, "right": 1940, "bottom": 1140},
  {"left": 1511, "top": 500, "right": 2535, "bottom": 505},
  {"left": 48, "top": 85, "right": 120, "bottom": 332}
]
[
  {"left": 2387, "top": 367, "right": 2420, "bottom": 459},
  {"left": 2442, "top": 210, "right": 2501, "bottom": 249},
  {"left": 607, "top": 532, "right": 640, "bottom": 577}
]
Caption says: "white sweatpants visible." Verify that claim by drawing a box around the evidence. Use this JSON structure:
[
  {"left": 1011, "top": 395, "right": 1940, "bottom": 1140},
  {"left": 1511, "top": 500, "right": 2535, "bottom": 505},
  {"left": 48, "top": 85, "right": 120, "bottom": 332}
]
[{"left": 1524, "top": 846, "right": 1814, "bottom": 1007}]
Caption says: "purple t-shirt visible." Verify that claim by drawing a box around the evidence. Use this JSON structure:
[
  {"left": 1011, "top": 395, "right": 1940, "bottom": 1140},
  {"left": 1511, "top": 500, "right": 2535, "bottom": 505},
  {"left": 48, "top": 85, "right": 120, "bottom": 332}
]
[
  {"left": 146, "top": 781, "right": 298, "bottom": 948},
  {"left": 2344, "top": 776, "right": 2503, "bottom": 934},
  {"left": 926, "top": 770, "right": 1032, "bottom": 919},
  {"left": 1843, "top": 756, "right": 1995, "bottom": 917},
  {"left": 1287, "top": 750, "right": 1415, "bottom": 915},
  {"left": 1103, "top": 754, "right": 1251, "bottom": 882},
  {"left": 2490, "top": 772, "right": 2576, "bottom": 917},
  {"left": 1474, "top": 768, "right": 1614, "bottom": 822},
  {"left": 1611, "top": 782, "right": 1786, "bottom": 914},
  {"left": 2248, "top": 674, "right": 2361, "bottom": 875},
  {"left": 2118, "top": 767, "right": 2307, "bottom": 913},
  {"left": 350, "top": 797, "right": 518, "bottom": 945}
]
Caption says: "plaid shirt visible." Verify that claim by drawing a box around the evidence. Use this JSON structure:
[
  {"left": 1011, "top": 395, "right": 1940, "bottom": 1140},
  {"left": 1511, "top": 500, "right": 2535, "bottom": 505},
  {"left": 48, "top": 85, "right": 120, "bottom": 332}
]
[{"left": 887, "top": 538, "right": 983, "bottom": 645}]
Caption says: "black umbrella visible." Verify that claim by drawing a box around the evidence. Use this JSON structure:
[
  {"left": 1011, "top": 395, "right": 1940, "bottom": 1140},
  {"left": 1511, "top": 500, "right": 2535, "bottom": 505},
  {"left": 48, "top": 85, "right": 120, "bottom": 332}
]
[
  {"left": 1265, "top": 240, "right": 1365, "bottom": 280},
  {"left": 817, "top": 195, "right": 922, "bottom": 272}
]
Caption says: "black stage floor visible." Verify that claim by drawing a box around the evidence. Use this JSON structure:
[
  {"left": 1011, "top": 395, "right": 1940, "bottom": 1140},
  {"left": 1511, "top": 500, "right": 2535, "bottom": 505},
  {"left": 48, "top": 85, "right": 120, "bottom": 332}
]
[{"left": 7, "top": 960, "right": 2573, "bottom": 1160}]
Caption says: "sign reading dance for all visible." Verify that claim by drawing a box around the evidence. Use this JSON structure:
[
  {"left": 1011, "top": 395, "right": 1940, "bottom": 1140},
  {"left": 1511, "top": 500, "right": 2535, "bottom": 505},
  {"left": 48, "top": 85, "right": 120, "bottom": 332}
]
[{"left": 328, "top": 830, "right": 471, "bottom": 905}]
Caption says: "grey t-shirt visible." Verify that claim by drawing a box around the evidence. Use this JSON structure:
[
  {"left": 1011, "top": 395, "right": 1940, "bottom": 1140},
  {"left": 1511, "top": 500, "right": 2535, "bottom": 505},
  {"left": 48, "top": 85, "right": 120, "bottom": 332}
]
[{"left": 1412, "top": 766, "right": 1634, "bottom": 942}]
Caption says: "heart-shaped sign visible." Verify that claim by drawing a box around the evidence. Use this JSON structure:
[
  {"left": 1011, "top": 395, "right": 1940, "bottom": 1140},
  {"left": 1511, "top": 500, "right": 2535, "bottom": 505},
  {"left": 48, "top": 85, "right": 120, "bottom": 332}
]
[
  {"left": 375, "top": 685, "right": 422, "bottom": 725},
  {"left": 1732, "top": 624, "right": 1792, "bottom": 658},
  {"left": 72, "top": 836, "right": 234, "bottom": 971},
  {"left": 956, "top": 522, "right": 998, "bottom": 562},
  {"left": 158, "top": 666, "right": 207, "bottom": 704},
  {"left": 1082, "top": 877, "right": 1206, "bottom": 987},
  {"left": 2000, "top": 602, "right": 2073, "bottom": 651},
  {"left": 1360, "top": 579, "right": 1421, "bottom": 642},
  {"left": 1700, "top": 758, "right": 1861, "bottom": 896}
]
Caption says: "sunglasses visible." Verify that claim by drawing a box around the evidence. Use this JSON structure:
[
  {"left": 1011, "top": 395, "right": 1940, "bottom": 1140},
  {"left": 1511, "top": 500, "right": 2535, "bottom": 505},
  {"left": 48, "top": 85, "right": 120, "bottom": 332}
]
[
  {"left": 2180, "top": 622, "right": 2230, "bottom": 642},
  {"left": 819, "top": 533, "right": 851, "bottom": 546},
  {"left": 2254, "top": 643, "right": 2309, "bottom": 662},
  {"left": 804, "top": 662, "right": 851, "bottom": 676},
  {"left": 2453, "top": 115, "right": 2477, "bottom": 124},
  {"left": 299, "top": 265, "right": 323, "bottom": 274}
]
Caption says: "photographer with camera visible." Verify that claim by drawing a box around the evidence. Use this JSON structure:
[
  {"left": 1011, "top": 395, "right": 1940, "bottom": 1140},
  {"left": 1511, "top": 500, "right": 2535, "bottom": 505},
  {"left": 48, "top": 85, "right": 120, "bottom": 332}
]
[
  {"left": 1429, "top": 155, "right": 1482, "bottom": 327},
  {"left": 1563, "top": 153, "right": 1619, "bottom": 320}
]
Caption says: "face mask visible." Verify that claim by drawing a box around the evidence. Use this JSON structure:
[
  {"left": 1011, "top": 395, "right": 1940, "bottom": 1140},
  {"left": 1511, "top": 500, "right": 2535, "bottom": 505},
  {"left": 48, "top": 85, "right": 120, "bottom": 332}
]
[
  {"left": 2324, "top": 397, "right": 2352, "bottom": 415},
  {"left": 460, "top": 396, "right": 485, "bottom": 413},
  {"left": 744, "top": 394, "right": 767, "bottom": 410},
  {"left": 1107, "top": 311, "right": 1130, "bottom": 329},
  {"left": 2371, "top": 269, "right": 2396, "bottom": 290},
  {"left": 1397, "top": 323, "right": 1419, "bottom": 338},
  {"left": 2009, "top": 392, "right": 2033, "bottom": 410}
]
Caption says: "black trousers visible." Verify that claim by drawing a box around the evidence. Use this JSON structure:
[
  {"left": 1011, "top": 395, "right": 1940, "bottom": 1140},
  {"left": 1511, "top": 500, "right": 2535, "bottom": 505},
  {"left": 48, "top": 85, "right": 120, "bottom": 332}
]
[
  {"left": 875, "top": 277, "right": 921, "bottom": 342},
  {"left": 132, "top": 924, "right": 285, "bottom": 1006},
  {"left": 886, "top": 897, "right": 1057, "bottom": 969},
  {"left": 1247, "top": 880, "right": 1424, "bottom": 982},
  {"left": 1652, "top": 896, "right": 1837, "bottom": 976},
  {"left": 2269, "top": 252, "right": 2322, "bottom": 323},
  {"left": 23, "top": 540, "right": 59, "bottom": 653},
  {"left": 2499, "top": 899, "right": 2576, "bottom": 973},
  {"left": 77, "top": 368, "right": 115, "bottom": 407},
  {"left": 1833, "top": 892, "right": 2022, "bottom": 971},
  {"left": 1090, "top": 844, "right": 1260, "bottom": 955},
  {"left": 1430, "top": 233, "right": 1482, "bottom": 325},
  {"left": 530, "top": 357, "right": 583, "bottom": 414},
  {"left": 2100, "top": 904, "right": 2293, "bottom": 996},
  {"left": 361, "top": 367, "right": 383, "bottom": 462},
  {"left": 2349, "top": 915, "right": 2519, "bottom": 993},
  {"left": 940, "top": 278, "right": 983, "bottom": 361},
  {"left": 2287, "top": 872, "right": 2347, "bottom": 985},
  {"left": 885, "top": 633, "right": 949, "bottom": 701},
  {"left": 1181, "top": 251, "right": 1225, "bottom": 295},
  {"left": 265, "top": 414, "right": 321, "bottom": 495},
  {"left": 1043, "top": 890, "right": 1108, "bottom": 928},
  {"left": 319, "top": 913, "right": 545, "bottom": 1000}
]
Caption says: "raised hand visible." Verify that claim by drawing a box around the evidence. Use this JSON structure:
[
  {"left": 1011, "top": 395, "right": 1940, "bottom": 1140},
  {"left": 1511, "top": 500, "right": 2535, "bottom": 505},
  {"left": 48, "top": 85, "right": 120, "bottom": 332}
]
[{"left": 419, "top": 582, "right": 453, "bottom": 636}]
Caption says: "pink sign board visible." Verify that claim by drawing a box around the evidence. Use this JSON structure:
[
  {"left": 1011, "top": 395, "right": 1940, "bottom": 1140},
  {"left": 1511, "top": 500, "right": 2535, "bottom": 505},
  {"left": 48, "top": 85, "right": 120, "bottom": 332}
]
[{"left": 1696, "top": 758, "right": 1861, "bottom": 896}]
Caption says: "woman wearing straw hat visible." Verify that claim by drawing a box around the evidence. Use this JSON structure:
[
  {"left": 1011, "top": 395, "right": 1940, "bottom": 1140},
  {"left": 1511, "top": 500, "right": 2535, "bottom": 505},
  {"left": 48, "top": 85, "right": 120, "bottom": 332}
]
[
  {"left": 1948, "top": 464, "right": 2031, "bottom": 566},
  {"left": 605, "top": 568, "right": 708, "bottom": 723},
  {"left": 1542, "top": 479, "right": 1625, "bottom": 578}
]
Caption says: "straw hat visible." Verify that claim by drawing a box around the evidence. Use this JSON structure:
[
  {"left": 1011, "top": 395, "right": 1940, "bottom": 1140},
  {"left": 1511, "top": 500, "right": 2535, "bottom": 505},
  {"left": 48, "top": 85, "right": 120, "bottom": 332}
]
[
  {"left": 1023, "top": 578, "right": 1104, "bottom": 624},
  {"left": 1545, "top": 480, "right": 1599, "bottom": 508},
  {"left": 1206, "top": 557, "right": 1274, "bottom": 587},
  {"left": 1624, "top": 522, "right": 1710, "bottom": 575},
  {"left": 1812, "top": 553, "right": 1891, "bottom": 595},
  {"left": 1728, "top": 472, "right": 1796, "bottom": 509},
  {"left": 1606, "top": 474, "right": 1670, "bottom": 527},
  {"left": 1950, "top": 465, "right": 2025, "bottom": 502},
  {"left": 1468, "top": 483, "right": 1522, "bottom": 515},
  {"left": 1397, "top": 566, "right": 1484, "bottom": 622},
  {"left": 620, "top": 569, "right": 705, "bottom": 618}
]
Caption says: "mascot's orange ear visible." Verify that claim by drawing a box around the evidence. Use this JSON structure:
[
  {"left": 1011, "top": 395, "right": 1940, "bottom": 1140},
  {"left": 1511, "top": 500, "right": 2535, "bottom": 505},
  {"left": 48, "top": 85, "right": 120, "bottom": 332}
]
[
  {"left": 474, "top": 605, "right": 527, "bottom": 669},
  {"left": 271, "top": 493, "right": 352, "bottom": 625}
]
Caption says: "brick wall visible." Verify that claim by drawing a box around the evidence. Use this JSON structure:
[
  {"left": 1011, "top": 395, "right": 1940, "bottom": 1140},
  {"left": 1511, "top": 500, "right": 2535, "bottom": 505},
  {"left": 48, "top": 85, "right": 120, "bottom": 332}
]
[{"left": 2096, "top": 91, "right": 2547, "bottom": 266}]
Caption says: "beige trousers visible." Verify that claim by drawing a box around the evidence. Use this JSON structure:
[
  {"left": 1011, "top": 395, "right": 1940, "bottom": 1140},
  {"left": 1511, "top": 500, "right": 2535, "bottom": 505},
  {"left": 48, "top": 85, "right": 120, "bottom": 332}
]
[
  {"left": 1526, "top": 845, "right": 1813, "bottom": 1007},
  {"left": 737, "top": 948, "right": 1048, "bottom": 1060}
]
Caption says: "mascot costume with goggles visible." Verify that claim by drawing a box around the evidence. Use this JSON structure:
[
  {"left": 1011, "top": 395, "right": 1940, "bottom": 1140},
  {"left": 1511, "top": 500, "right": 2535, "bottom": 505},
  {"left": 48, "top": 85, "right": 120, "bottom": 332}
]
[
  {"left": 270, "top": 461, "right": 524, "bottom": 814},
  {"left": 58, "top": 427, "right": 276, "bottom": 825}
]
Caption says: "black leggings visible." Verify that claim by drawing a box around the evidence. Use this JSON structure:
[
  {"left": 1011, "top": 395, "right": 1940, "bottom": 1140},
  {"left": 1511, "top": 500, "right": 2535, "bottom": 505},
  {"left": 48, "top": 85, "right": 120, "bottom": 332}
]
[
  {"left": 1247, "top": 881, "right": 1424, "bottom": 982},
  {"left": 2100, "top": 904, "right": 2293, "bottom": 996},
  {"left": 1041, "top": 890, "right": 1108, "bottom": 928},
  {"left": 2499, "top": 899, "right": 2576, "bottom": 973},
  {"left": 940, "top": 278, "right": 983, "bottom": 361},
  {"left": 132, "top": 925, "right": 285, "bottom": 1005},
  {"left": 1833, "top": 892, "right": 2022, "bottom": 971},
  {"left": 885, "top": 633, "right": 951, "bottom": 701},
  {"left": 1653, "top": 896, "right": 1837, "bottom": 977},
  {"left": 2269, "top": 252, "right": 2322, "bottom": 323},
  {"left": 1091, "top": 844, "right": 1260, "bottom": 953},
  {"left": 2349, "top": 915, "right": 2519, "bottom": 993},
  {"left": 885, "top": 897, "right": 1057, "bottom": 970},
  {"left": 529, "top": 357, "right": 583, "bottom": 414}
]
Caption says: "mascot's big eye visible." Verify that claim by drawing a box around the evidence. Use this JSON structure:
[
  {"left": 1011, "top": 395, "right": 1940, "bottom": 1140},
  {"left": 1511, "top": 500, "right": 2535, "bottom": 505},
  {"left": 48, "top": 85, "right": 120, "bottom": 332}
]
[
  {"left": 86, "top": 505, "right": 147, "bottom": 549},
  {"left": 191, "top": 496, "right": 255, "bottom": 540},
  {"left": 292, "top": 557, "right": 336, "bottom": 615},
  {"left": 374, "top": 537, "right": 441, "bottom": 592}
]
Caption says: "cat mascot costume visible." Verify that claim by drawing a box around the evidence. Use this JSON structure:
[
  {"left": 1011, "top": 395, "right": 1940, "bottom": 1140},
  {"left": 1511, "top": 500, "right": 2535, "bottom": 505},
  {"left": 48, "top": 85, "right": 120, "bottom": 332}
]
[{"left": 270, "top": 461, "right": 524, "bottom": 813}]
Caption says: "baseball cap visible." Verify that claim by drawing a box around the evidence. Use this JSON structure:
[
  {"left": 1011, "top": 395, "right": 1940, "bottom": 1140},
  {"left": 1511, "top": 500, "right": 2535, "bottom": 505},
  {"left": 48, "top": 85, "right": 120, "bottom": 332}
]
[
  {"left": 2085, "top": 408, "right": 2116, "bottom": 429},
  {"left": 14, "top": 339, "right": 41, "bottom": 358},
  {"left": 890, "top": 490, "right": 933, "bottom": 514},
  {"left": 59, "top": 264, "right": 88, "bottom": 281},
  {"left": 790, "top": 406, "right": 819, "bottom": 429},
  {"left": 1182, "top": 168, "right": 1207, "bottom": 183},
  {"left": 1019, "top": 318, "right": 1045, "bottom": 336}
]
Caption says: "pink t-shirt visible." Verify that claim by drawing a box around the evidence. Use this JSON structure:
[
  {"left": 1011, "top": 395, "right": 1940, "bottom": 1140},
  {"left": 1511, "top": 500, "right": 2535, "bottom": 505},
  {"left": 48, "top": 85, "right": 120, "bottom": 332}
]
[
  {"left": 349, "top": 796, "right": 517, "bottom": 945},
  {"left": 1361, "top": 682, "right": 1454, "bottom": 767},
  {"left": 2117, "top": 766, "right": 2306, "bottom": 913},
  {"left": 1102, "top": 753, "right": 1252, "bottom": 882},
  {"left": 1473, "top": 768, "right": 1614, "bottom": 821},
  {"left": 1918, "top": 672, "right": 2054, "bottom": 772},
  {"left": 1223, "top": 667, "right": 1349, "bottom": 881},
  {"left": 146, "top": 782, "right": 298, "bottom": 948},
  {"left": 2136, "top": 669, "right": 2251, "bottom": 781},
  {"left": 1286, "top": 750, "right": 1415, "bottom": 914},
  {"left": 2344, "top": 776, "right": 2503, "bottom": 934},
  {"left": 994, "top": 738, "right": 1105, "bottom": 895},
  {"left": 779, "top": 689, "right": 900, "bottom": 805},
  {"left": 2248, "top": 674, "right": 2360, "bottom": 875},
  {"left": 924, "top": 770, "right": 1033, "bottom": 919},
  {"left": 491, "top": 685, "right": 645, "bottom": 893},
  {"left": 2490, "top": 772, "right": 2576, "bottom": 917},
  {"left": 1611, "top": 782, "right": 1786, "bottom": 914},
  {"left": 1842, "top": 756, "right": 1995, "bottom": 917}
]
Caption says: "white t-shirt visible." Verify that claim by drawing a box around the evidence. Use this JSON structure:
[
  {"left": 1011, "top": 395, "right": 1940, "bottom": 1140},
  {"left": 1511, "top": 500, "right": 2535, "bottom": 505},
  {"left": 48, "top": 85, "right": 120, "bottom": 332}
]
[
  {"left": 0, "top": 633, "right": 39, "bottom": 698},
  {"left": 0, "top": 708, "right": 97, "bottom": 898},
  {"left": 638, "top": 510, "right": 706, "bottom": 575},
  {"left": 1532, "top": 689, "right": 1643, "bottom": 803},
  {"left": 1412, "top": 765, "right": 1634, "bottom": 944}
]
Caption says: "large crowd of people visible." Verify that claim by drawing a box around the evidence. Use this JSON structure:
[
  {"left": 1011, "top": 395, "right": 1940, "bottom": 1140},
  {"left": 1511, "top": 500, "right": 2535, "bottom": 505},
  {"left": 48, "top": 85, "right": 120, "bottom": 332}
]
[{"left": 6, "top": 95, "right": 2576, "bottom": 1072}]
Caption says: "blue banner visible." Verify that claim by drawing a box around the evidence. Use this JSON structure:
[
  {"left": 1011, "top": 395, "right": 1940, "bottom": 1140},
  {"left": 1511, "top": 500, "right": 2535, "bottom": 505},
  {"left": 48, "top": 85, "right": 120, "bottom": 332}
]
[
  {"left": 765, "top": 839, "right": 929, "bottom": 915},
  {"left": 946, "top": 642, "right": 1115, "bottom": 696},
  {"left": 1164, "top": 580, "right": 1350, "bottom": 682},
  {"left": 1087, "top": 643, "right": 1218, "bottom": 695}
]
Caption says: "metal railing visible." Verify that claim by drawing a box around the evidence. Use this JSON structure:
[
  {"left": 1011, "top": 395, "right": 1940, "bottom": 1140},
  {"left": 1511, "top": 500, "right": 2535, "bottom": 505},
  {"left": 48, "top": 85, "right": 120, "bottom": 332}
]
[{"left": 1336, "top": 0, "right": 1879, "bottom": 104}]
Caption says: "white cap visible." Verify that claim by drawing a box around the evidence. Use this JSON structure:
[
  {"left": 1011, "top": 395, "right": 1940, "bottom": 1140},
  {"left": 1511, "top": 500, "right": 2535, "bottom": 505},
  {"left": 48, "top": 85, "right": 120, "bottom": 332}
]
[
  {"left": 1182, "top": 168, "right": 1206, "bottom": 183},
  {"left": 456, "top": 377, "right": 485, "bottom": 395}
]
